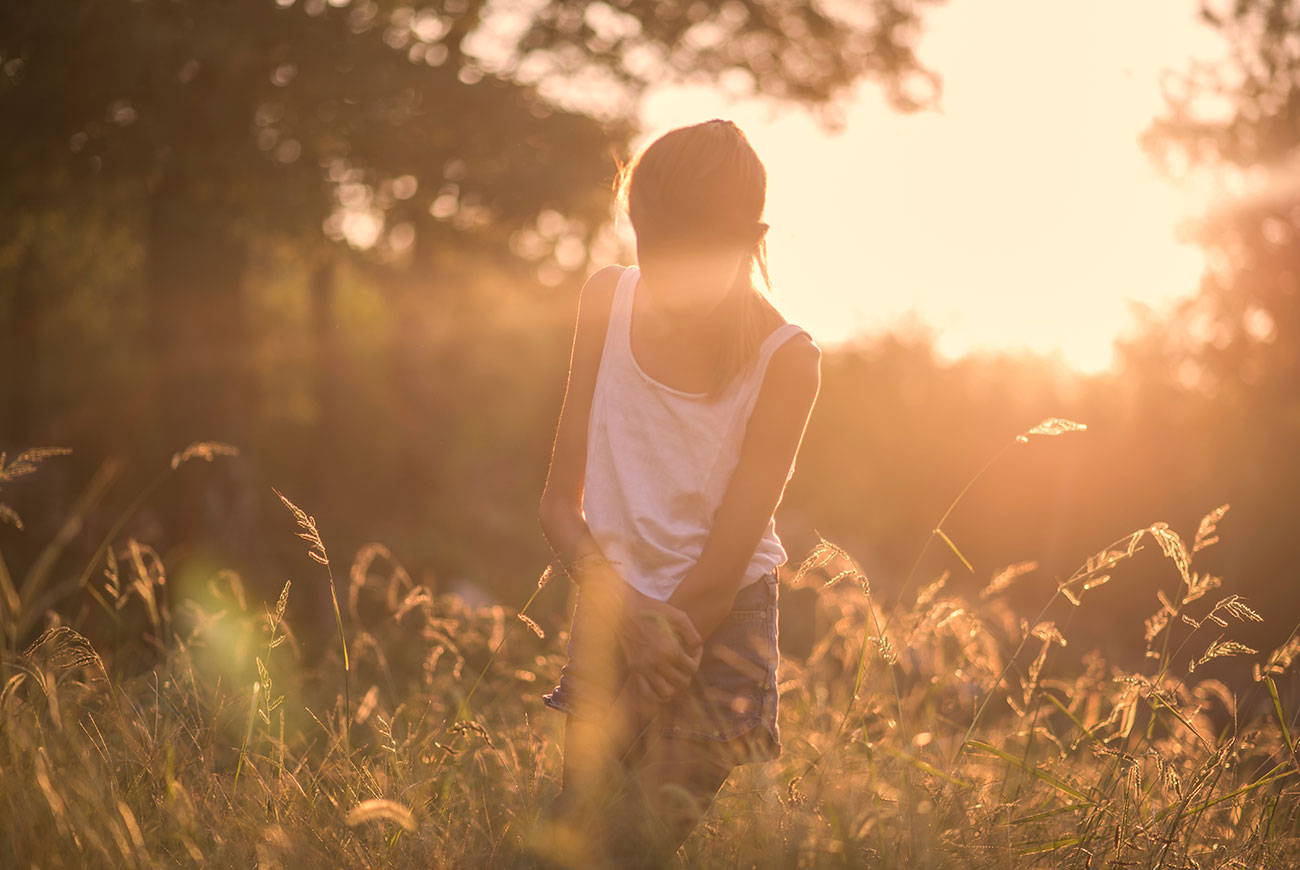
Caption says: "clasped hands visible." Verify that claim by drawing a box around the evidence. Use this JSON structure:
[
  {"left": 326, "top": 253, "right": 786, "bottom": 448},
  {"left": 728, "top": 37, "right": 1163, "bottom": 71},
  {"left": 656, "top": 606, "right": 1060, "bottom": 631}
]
[
  {"left": 581, "top": 575, "right": 703, "bottom": 705},
  {"left": 583, "top": 577, "right": 704, "bottom": 766}
]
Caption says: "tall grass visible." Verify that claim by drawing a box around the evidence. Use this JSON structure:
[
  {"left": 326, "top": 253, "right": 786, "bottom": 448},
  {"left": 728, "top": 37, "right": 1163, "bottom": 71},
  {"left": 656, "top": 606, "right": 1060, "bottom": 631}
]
[{"left": 1, "top": 433, "right": 1298, "bottom": 868}]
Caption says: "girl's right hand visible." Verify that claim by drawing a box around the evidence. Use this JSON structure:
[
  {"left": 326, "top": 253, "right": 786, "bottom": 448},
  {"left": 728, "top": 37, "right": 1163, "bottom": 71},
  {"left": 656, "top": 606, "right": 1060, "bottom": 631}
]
[{"left": 616, "top": 591, "right": 704, "bottom": 701}]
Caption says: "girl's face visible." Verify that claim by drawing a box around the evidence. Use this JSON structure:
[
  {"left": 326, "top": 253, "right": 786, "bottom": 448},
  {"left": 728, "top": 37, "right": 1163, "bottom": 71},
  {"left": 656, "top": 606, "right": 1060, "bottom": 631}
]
[{"left": 635, "top": 239, "right": 748, "bottom": 326}]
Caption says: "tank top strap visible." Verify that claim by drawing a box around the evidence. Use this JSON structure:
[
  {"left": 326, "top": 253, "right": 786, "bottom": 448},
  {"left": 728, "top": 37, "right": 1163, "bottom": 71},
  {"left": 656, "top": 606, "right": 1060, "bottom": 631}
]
[
  {"left": 752, "top": 323, "right": 814, "bottom": 379},
  {"left": 729, "top": 323, "right": 812, "bottom": 418},
  {"left": 615, "top": 264, "right": 639, "bottom": 308},
  {"left": 609, "top": 265, "right": 639, "bottom": 348}
]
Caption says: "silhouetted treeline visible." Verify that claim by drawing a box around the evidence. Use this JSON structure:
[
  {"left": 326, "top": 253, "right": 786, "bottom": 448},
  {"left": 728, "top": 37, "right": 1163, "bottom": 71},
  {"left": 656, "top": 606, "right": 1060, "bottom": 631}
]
[{"left": 1, "top": 1, "right": 1297, "bottom": 686}]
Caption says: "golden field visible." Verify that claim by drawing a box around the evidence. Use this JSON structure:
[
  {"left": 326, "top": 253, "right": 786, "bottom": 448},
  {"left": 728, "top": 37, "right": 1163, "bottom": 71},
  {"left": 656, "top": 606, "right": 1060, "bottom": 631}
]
[{"left": 2, "top": 432, "right": 1297, "bottom": 869}]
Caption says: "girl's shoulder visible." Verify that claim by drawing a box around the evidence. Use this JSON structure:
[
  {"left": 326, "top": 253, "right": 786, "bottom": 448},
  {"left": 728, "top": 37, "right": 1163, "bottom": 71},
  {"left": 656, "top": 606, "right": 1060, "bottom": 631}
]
[
  {"left": 757, "top": 301, "right": 820, "bottom": 379},
  {"left": 755, "top": 296, "right": 818, "bottom": 352},
  {"left": 576, "top": 264, "right": 627, "bottom": 323},
  {"left": 769, "top": 326, "right": 820, "bottom": 367},
  {"left": 565, "top": 265, "right": 629, "bottom": 376},
  {"left": 584, "top": 263, "right": 627, "bottom": 299}
]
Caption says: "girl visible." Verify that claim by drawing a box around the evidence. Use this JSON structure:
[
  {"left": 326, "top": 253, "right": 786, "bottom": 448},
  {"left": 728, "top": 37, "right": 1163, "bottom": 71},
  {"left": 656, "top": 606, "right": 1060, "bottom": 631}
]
[{"left": 525, "top": 119, "right": 821, "bottom": 869}]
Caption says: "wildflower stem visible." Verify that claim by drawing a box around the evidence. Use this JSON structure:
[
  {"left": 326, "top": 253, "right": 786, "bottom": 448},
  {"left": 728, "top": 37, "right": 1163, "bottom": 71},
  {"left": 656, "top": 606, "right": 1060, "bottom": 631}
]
[{"left": 880, "top": 439, "right": 1018, "bottom": 639}]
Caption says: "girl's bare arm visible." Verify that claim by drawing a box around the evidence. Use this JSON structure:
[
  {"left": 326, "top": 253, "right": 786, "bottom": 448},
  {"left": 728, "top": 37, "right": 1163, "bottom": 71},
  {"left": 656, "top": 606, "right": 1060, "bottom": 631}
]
[
  {"left": 538, "top": 265, "right": 703, "bottom": 697},
  {"left": 666, "top": 335, "right": 822, "bottom": 640},
  {"left": 537, "top": 265, "right": 624, "bottom": 578}
]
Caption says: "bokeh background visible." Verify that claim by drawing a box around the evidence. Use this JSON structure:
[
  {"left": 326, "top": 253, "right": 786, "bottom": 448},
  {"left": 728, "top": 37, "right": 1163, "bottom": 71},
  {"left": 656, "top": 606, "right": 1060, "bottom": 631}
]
[{"left": 2, "top": 0, "right": 1297, "bottom": 681}]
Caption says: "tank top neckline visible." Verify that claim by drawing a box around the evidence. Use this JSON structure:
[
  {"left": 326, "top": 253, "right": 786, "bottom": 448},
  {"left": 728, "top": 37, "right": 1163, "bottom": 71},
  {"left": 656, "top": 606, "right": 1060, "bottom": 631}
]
[{"left": 622, "top": 264, "right": 804, "bottom": 400}]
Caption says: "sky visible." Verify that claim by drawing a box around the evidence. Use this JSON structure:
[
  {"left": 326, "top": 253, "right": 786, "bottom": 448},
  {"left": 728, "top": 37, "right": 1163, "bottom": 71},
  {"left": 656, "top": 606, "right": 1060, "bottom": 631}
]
[{"left": 631, "top": 1, "right": 1232, "bottom": 374}]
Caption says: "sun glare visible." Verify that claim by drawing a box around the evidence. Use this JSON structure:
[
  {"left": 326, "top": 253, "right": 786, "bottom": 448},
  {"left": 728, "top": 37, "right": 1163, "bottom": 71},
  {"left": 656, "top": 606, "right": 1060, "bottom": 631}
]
[{"left": 637, "top": 0, "right": 1227, "bottom": 376}]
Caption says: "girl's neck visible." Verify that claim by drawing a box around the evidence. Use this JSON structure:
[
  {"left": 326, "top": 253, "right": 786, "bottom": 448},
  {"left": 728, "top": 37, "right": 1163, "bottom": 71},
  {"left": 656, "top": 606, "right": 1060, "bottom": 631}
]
[{"left": 637, "top": 282, "right": 729, "bottom": 345}]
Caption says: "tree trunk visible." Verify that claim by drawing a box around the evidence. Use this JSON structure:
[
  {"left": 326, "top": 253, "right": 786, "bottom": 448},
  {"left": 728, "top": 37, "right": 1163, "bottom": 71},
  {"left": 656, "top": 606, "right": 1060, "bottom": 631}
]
[{"left": 2, "top": 241, "right": 41, "bottom": 448}]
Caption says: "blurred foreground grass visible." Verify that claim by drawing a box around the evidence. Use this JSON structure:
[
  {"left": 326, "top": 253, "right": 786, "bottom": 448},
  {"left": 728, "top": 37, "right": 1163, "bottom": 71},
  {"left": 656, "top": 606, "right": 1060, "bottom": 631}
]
[{"left": 2, "top": 436, "right": 1299, "bottom": 869}]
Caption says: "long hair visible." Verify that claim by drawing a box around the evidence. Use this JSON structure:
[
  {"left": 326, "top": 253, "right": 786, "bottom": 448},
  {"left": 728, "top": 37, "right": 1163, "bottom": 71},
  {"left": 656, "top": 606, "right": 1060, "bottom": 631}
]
[{"left": 613, "top": 119, "right": 775, "bottom": 401}]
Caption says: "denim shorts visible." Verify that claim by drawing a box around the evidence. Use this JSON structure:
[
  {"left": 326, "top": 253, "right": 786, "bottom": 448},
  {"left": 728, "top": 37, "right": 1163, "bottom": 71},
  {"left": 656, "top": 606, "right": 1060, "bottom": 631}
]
[{"left": 541, "top": 568, "right": 782, "bottom": 765}]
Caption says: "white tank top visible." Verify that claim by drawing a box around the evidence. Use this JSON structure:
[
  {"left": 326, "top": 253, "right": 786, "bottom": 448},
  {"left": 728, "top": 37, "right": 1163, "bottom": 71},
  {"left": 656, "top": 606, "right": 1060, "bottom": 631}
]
[{"left": 583, "top": 264, "right": 814, "bottom": 602}]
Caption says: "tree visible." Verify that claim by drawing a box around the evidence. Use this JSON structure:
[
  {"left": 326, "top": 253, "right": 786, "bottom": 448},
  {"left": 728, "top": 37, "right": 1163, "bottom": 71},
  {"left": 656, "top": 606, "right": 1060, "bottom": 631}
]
[
  {"left": 1118, "top": 0, "right": 1300, "bottom": 630},
  {"left": 0, "top": 0, "right": 947, "bottom": 617}
]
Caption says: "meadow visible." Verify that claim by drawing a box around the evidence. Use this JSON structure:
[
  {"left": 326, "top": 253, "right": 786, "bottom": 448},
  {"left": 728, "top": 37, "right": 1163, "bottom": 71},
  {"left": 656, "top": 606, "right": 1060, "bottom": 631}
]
[{"left": 2, "top": 423, "right": 1298, "bottom": 869}]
